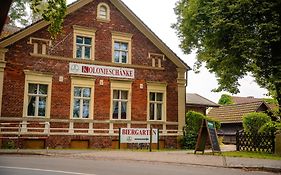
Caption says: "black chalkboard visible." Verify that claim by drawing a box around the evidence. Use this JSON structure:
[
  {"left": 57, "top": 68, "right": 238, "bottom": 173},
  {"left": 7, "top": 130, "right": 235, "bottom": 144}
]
[
  {"left": 194, "top": 119, "right": 221, "bottom": 154},
  {"left": 207, "top": 121, "right": 220, "bottom": 152}
]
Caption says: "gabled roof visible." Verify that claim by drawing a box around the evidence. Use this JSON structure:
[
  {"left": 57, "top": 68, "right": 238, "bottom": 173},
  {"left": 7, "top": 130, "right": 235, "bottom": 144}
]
[
  {"left": 0, "top": 0, "right": 190, "bottom": 70},
  {"left": 207, "top": 101, "right": 270, "bottom": 123},
  {"left": 186, "top": 93, "right": 219, "bottom": 107},
  {"left": 231, "top": 96, "right": 263, "bottom": 104}
]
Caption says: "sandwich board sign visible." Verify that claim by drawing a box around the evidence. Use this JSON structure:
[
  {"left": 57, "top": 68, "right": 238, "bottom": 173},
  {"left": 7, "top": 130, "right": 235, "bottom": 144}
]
[{"left": 194, "top": 119, "right": 221, "bottom": 154}]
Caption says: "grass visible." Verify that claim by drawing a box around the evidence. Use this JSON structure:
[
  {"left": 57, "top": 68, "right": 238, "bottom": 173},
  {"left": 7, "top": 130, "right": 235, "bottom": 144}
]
[{"left": 210, "top": 151, "right": 281, "bottom": 160}]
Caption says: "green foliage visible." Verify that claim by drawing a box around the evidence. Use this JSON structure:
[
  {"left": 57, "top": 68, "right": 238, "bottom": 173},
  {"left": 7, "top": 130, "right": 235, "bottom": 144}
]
[
  {"left": 259, "top": 121, "right": 281, "bottom": 134},
  {"left": 181, "top": 111, "right": 220, "bottom": 149},
  {"left": 31, "top": 0, "right": 67, "bottom": 38},
  {"left": 2, "top": 140, "right": 16, "bottom": 149},
  {"left": 218, "top": 94, "right": 233, "bottom": 105},
  {"left": 9, "top": 0, "right": 67, "bottom": 38},
  {"left": 173, "top": 0, "right": 281, "bottom": 113},
  {"left": 242, "top": 112, "right": 271, "bottom": 134}
]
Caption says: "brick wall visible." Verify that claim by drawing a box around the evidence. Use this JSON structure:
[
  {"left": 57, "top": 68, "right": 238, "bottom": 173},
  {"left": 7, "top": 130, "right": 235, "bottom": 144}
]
[{"left": 1, "top": 0, "right": 180, "bottom": 148}]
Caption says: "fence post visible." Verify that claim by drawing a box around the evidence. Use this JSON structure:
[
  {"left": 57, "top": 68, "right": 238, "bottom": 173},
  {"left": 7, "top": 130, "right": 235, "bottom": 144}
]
[
  {"left": 236, "top": 130, "right": 239, "bottom": 151},
  {"left": 272, "top": 131, "right": 275, "bottom": 154}
]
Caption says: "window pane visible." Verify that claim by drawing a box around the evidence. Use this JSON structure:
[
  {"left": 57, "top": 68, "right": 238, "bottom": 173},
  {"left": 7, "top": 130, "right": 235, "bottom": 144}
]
[
  {"left": 157, "top": 93, "right": 163, "bottom": 101},
  {"left": 74, "top": 87, "right": 82, "bottom": 97},
  {"left": 121, "top": 102, "right": 127, "bottom": 119},
  {"left": 99, "top": 6, "right": 107, "bottom": 18},
  {"left": 28, "top": 84, "right": 37, "bottom": 94},
  {"left": 113, "top": 90, "right": 119, "bottom": 99},
  {"left": 121, "top": 51, "right": 127, "bottom": 63},
  {"left": 84, "top": 47, "right": 91, "bottom": 59},
  {"left": 114, "top": 51, "right": 120, "bottom": 63},
  {"left": 28, "top": 96, "right": 36, "bottom": 116},
  {"left": 73, "top": 99, "right": 80, "bottom": 118},
  {"left": 39, "top": 84, "right": 48, "bottom": 95},
  {"left": 76, "top": 45, "right": 82, "bottom": 58},
  {"left": 157, "top": 104, "right": 162, "bottom": 120},
  {"left": 76, "top": 36, "right": 83, "bottom": 44},
  {"left": 121, "top": 43, "right": 128, "bottom": 50},
  {"left": 82, "top": 100, "right": 89, "bottom": 118},
  {"left": 112, "top": 101, "right": 118, "bottom": 119},
  {"left": 121, "top": 91, "right": 128, "bottom": 99},
  {"left": 149, "top": 103, "right": 154, "bottom": 120},
  {"left": 150, "top": 92, "right": 155, "bottom": 101},
  {"left": 38, "top": 97, "right": 46, "bottom": 116},
  {"left": 84, "top": 37, "right": 92, "bottom": 45},
  {"left": 83, "top": 88, "right": 91, "bottom": 97},
  {"left": 114, "top": 42, "right": 120, "bottom": 50}
]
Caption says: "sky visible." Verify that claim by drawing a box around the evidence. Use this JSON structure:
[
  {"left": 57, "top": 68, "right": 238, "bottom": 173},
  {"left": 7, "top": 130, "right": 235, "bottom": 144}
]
[
  {"left": 66, "top": 0, "right": 269, "bottom": 103},
  {"left": 120, "top": 0, "right": 269, "bottom": 103}
]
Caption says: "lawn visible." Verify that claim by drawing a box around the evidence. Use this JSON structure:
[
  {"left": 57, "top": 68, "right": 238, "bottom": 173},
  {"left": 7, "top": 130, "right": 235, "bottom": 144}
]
[{"left": 219, "top": 151, "right": 281, "bottom": 160}]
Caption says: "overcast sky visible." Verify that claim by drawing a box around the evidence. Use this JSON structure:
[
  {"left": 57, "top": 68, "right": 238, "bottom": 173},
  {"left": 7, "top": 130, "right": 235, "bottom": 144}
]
[
  {"left": 121, "top": 0, "right": 269, "bottom": 103},
  {"left": 67, "top": 0, "right": 269, "bottom": 103}
]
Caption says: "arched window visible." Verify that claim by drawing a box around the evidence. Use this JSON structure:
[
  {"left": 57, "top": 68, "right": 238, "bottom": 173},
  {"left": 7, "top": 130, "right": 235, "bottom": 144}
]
[{"left": 97, "top": 3, "right": 110, "bottom": 22}]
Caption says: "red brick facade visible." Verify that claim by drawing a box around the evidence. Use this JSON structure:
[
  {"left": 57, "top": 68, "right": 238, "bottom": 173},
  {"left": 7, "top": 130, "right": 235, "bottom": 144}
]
[{"left": 0, "top": 0, "right": 188, "bottom": 149}]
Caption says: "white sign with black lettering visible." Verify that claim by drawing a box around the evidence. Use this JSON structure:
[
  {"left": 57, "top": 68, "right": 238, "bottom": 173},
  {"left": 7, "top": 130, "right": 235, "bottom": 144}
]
[
  {"left": 120, "top": 128, "right": 158, "bottom": 143},
  {"left": 69, "top": 62, "right": 135, "bottom": 79}
]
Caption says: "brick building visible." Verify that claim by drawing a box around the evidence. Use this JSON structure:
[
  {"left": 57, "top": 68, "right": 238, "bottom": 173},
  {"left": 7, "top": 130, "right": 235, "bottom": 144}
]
[{"left": 0, "top": 0, "right": 189, "bottom": 149}]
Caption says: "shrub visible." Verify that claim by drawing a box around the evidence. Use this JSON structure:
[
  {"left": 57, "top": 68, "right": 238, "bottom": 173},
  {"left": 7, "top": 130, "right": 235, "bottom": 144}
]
[
  {"left": 242, "top": 112, "right": 271, "bottom": 134},
  {"left": 181, "top": 111, "right": 220, "bottom": 149},
  {"left": 259, "top": 121, "right": 281, "bottom": 134}
]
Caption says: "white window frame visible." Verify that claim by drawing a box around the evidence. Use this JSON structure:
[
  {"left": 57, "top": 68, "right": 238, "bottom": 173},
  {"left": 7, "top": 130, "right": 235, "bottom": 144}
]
[
  {"left": 110, "top": 80, "right": 132, "bottom": 120},
  {"left": 23, "top": 70, "right": 52, "bottom": 118},
  {"left": 70, "top": 76, "right": 95, "bottom": 119},
  {"left": 73, "top": 25, "right": 96, "bottom": 60},
  {"left": 97, "top": 2, "right": 110, "bottom": 22},
  {"left": 112, "top": 31, "right": 132, "bottom": 64},
  {"left": 147, "top": 82, "right": 167, "bottom": 121}
]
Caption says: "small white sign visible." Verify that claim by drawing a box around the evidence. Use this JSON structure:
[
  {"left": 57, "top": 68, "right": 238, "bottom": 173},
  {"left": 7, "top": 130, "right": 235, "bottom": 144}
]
[
  {"left": 120, "top": 128, "right": 158, "bottom": 143},
  {"left": 69, "top": 63, "right": 135, "bottom": 79}
]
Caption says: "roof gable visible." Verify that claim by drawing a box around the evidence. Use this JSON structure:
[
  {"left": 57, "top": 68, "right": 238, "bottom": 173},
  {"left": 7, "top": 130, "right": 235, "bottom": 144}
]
[
  {"left": 0, "top": 0, "right": 190, "bottom": 70},
  {"left": 207, "top": 101, "right": 270, "bottom": 123},
  {"left": 186, "top": 93, "right": 219, "bottom": 107}
]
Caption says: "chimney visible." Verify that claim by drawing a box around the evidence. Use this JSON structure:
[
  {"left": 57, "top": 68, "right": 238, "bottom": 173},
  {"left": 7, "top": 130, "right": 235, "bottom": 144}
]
[{"left": 247, "top": 96, "right": 254, "bottom": 98}]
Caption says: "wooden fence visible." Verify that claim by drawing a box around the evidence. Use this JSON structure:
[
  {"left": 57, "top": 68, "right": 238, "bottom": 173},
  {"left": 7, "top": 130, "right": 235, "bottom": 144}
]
[{"left": 236, "top": 130, "right": 275, "bottom": 153}]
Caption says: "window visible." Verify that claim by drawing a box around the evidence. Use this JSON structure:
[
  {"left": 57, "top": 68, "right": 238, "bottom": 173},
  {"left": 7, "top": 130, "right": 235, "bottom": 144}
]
[
  {"left": 76, "top": 36, "right": 92, "bottom": 59},
  {"left": 70, "top": 77, "right": 95, "bottom": 119},
  {"left": 112, "top": 90, "right": 128, "bottom": 119},
  {"left": 73, "top": 87, "right": 91, "bottom": 118},
  {"left": 27, "top": 84, "right": 48, "bottom": 117},
  {"left": 97, "top": 3, "right": 110, "bottom": 22},
  {"left": 114, "top": 41, "right": 128, "bottom": 63},
  {"left": 112, "top": 32, "right": 132, "bottom": 64},
  {"left": 73, "top": 25, "right": 96, "bottom": 60},
  {"left": 149, "top": 92, "right": 163, "bottom": 120},
  {"left": 23, "top": 70, "right": 52, "bottom": 118},
  {"left": 147, "top": 82, "right": 166, "bottom": 121},
  {"left": 110, "top": 80, "right": 132, "bottom": 120}
]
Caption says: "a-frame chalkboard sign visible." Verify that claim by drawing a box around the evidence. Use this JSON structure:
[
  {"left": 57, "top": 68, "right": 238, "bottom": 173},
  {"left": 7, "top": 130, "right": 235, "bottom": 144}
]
[{"left": 194, "top": 119, "right": 221, "bottom": 154}]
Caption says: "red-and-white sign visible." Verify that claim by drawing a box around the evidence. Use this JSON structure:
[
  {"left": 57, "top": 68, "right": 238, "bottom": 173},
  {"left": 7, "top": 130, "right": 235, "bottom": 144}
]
[
  {"left": 69, "top": 63, "right": 135, "bottom": 79},
  {"left": 120, "top": 128, "right": 158, "bottom": 143}
]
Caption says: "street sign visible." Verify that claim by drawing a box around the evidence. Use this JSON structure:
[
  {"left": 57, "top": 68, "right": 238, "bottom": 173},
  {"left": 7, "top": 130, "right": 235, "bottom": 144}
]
[{"left": 120, "top": 128, "right": 158, "bottom": 143}]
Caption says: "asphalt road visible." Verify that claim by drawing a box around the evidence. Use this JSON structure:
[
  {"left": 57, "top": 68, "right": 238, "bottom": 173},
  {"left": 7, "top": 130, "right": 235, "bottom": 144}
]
[{"left": 0, "top": 155, "right": 277, "bottom": 175}]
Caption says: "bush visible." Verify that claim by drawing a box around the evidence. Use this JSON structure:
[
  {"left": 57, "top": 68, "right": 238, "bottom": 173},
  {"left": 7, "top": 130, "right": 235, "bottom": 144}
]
[
  {"left": 180, "top": 111, "right": 220, "bottom": 149},
  {"left": 242, "top": 112, "right": 271, "bottom": 134},
  {"left": 259, "top": 121, "right": 281, "bottom": 134}
]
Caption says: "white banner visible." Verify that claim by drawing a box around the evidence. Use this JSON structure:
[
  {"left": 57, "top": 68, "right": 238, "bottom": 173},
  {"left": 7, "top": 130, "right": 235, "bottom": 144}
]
[
  {"left": 69, "top": 63, "right": 135, "bottom": 79},
  {"left": 120, "top": 128, "right": 158, "bottom": 143}
]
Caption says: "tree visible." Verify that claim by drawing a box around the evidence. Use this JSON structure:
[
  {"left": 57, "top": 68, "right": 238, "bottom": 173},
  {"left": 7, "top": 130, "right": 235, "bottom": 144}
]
[
  {"left": 173, "top": 0, "right": 281, "bottom": 113},
  {"left": 8, "top": 0, "right": 67, "bottom": 38},
  {"left": 218, "top": 94, "right": 233, "bottom": 105}
]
